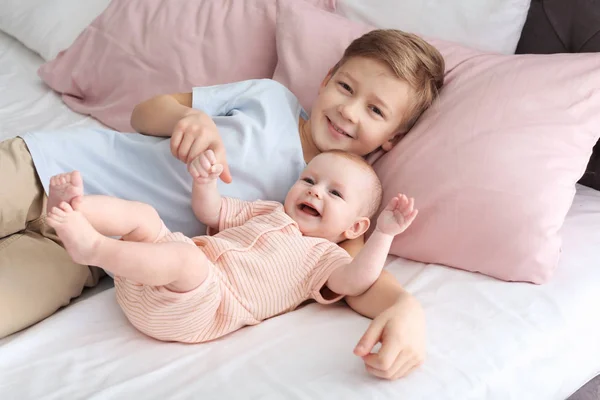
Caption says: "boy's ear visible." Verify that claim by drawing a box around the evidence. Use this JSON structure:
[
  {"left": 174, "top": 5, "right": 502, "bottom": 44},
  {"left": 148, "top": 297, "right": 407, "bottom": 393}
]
[
  {"left": 381, "top": 131, "right": 406, "bottom": 152},
  {"left": 319, "top": 68, "right": 334, "bottom": 90},
  {"left": 343, "top": 217, "right": 371, "bottom": 240}
]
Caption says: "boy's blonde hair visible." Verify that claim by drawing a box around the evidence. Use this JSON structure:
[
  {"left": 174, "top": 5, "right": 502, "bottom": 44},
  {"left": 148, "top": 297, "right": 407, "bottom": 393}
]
[
  {"left": 323, "top": 150, "right": 383, "bottom": 219},
  {"left": 331, "top": 29, "right": 445, "bottom": 133}
]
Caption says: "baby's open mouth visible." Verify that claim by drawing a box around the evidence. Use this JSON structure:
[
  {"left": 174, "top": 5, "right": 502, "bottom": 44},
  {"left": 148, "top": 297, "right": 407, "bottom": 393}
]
[{"left": 299, "top": 203, "right": 320, "bottom": 216}]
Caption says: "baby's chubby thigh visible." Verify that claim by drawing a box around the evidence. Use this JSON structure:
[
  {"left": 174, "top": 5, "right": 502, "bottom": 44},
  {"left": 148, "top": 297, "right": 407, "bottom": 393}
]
[
  {"left": 158, "top": 231, "right": 211, "bottom": 292},
  {"left": 114, "top": 232, "right": 223, "bottom": 343}
]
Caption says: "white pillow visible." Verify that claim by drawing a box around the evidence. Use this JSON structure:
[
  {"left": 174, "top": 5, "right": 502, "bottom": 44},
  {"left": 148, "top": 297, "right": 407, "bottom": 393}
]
[
  {"left": 0, "top": 0, "right": 111, "bottom": 60},
  {"left": 335, "top": 0, "right": 531, "bottom": 54}
]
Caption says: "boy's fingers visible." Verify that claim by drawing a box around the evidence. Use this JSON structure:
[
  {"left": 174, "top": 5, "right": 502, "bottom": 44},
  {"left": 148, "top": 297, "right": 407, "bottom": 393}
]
[
  {"left": 365, "top": 364, "right": 393, "bottom": 380},
  {"left": 188, "top": 136, "right": 211, "bottom": 163},
  {"left": 368, "top": 341, "right": 404, "bottom": 371},
  {"left": 354, "top": 319, "right": 385, "bottom": 356},
  {"left": 206, "top": 149, "right": 217, "bottom": 164},
  {"left": 219, "top": 162, "right": 233, "bottom": 184},
  {"left": 170, "top": 130, "right": 183, "bottom": 158},
  {"left": 393, "top": 358, "right": 420, "bottom": 379},
  {"left": 177, "top": 134, "right": 194, "bottom": 162},
  {"left": 213, "top": 142, "right": 232, "bottom": 184},
  {"left": 364, "top": 350, "right": 415, "bottom": 381}
]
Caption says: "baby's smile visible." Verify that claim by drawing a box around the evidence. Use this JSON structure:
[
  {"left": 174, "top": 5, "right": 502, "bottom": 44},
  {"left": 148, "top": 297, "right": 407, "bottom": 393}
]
[{"left": 298, "top": 202, "right": 321, "bottom": 217}]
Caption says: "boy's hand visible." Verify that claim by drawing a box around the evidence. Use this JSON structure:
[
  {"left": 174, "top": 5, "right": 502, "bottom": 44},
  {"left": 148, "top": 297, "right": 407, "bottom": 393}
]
[
  {"left": 375, "top": 194, "right": 418, "bottom": 236},
  {"left": 354, "top": 294, "right": 425, "bottom": 380},
  {"left": 170, "top": 110, "right": 232, "bottom": 183},
  {"left": 188, "top": 150, "right": 224, "bottom": 185}
]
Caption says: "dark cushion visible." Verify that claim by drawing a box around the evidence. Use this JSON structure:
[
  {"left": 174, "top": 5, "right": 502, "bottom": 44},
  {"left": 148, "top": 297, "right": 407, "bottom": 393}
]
[{"left": 516, "top": 0, "right": 600, "bottom": 190}]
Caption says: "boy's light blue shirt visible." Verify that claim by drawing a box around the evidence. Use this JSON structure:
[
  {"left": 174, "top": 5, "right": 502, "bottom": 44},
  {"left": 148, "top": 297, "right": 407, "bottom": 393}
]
[{"left": 21, "top": 79, "right": 307, "bottom": 237}]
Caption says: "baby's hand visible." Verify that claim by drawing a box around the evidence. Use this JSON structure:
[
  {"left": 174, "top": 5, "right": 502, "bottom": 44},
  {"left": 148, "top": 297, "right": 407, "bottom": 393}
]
[
  {"left": 171, "top": 111, "right": 231, "bottom": 183},
  {"left": 375, "top": 194, "right": 418, "bottom": 237},
  {"left": 188, "top": 149, "right": 224, "bottom": 184}
]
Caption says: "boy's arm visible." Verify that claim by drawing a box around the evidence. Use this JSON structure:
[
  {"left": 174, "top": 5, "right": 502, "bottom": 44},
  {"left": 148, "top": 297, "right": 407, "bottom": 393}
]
[
  {"left": 332, "top": 194, "right": 424, "bottom": 380},
  {"left": 131, "top": 92, "right": 195, "bottom": 137},
  {"left": 131, "top": 92, "right": 232, "bottom": 183},
  {"left": 338, "top": 235, "right": 364, "bottom": 257},
  {"left": 347, "top": 271, "right": 426, "bottom": 380},
  {"left": 326, "top": 231, "right": 393, "bottom": 296}
]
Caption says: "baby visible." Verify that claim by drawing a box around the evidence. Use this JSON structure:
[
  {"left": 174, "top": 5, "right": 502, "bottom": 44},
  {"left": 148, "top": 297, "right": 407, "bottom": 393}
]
[{"left": 46, "top": 150, "right": 417, "bottom": 343}]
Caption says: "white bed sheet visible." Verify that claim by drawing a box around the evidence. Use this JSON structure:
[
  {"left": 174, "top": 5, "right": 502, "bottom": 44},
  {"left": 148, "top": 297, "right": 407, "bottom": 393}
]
[
  {"left": 1, "top": 30, "right": 599, "bottom": 400},
  {"left": 0, "top": 31, "right": 102, "bottom": 141},
  {"left": 1, "top": 185, "right": 598, "bottom": 400}
]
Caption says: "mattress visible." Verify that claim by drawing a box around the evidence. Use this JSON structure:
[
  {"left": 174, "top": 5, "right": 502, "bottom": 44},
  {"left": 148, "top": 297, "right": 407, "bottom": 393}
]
[{"left": 1, "top": 30, "right": 600, "bottom": 400}]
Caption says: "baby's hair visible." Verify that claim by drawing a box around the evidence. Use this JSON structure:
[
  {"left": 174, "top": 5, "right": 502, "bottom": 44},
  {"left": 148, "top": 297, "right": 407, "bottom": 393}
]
[
  {"left": 331, "top": 29, "right": 445, "bottom": 133},
  {"left": 322, "top": 150, "right": 383, "bottom": 219}
]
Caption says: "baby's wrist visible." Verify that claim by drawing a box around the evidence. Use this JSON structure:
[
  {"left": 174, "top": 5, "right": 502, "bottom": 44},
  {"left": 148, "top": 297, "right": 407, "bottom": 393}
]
[
  {"left": 193, "top": 178, "right": 219, "bottom": 187},
  {"left": 373, "top": 227, "right": 396, "bottom": 239}
]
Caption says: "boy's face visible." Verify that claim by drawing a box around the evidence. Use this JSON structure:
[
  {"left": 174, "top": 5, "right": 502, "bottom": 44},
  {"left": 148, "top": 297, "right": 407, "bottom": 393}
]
[
  {"left": 284, "top": 153, "right": 372, "bottom": 243},
  {"left": 310, "top": 56, "right": 412, "bottom": 156}
]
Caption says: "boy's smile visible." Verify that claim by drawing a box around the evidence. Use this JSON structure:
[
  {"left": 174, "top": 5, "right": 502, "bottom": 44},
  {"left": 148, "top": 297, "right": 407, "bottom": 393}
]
[
  {"left": 326, "top": 116, "right": 354, "bottom": 139},
  {"left": 308, "top": 56, "right": 412, "bottom": 157}
]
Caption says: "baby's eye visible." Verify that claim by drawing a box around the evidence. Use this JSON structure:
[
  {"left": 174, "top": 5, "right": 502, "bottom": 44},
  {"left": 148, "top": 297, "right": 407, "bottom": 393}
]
[
  {"left": 370, "top": 106, "right": 384, "bottom": 117},
  {"left": 302, "top": 177, "right": 315, "bottom": 184},
  {"left": 331, "top": 190, "right": 343, "bottom": 198},
  {"left": 338, "top": 81, "right": 352, "bottom": 93}
]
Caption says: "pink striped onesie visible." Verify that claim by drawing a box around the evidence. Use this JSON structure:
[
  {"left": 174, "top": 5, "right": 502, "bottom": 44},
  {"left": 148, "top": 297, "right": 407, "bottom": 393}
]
[{"left": 114, "top": 197, "right": 352, "bottom": 343}]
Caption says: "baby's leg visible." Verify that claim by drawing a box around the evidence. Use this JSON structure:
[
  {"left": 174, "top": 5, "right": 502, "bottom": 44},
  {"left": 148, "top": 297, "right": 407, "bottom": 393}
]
[
  {"left": 46, "top": 202, "right": 208, "bottom": 292},
  {"left": 48, "top": 171, "right": 162, "bottom": 242}
]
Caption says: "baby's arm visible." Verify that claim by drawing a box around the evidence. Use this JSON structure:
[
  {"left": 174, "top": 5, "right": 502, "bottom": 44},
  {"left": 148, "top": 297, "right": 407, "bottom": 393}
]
[
  {"left": 188, "top": 150, "right": 224, "bottom": 230},
  {"left": 326, "top": 194, "right": 418, "bottom": 297}
]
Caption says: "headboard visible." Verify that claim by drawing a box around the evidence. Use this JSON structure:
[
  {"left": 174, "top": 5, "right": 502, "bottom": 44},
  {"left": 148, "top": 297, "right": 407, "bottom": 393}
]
[{"left": 516, "top": 0, "right": 600, "bottom": 190}]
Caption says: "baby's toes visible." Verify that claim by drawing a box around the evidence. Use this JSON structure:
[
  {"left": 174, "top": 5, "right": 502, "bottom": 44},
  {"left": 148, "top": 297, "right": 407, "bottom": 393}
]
[
  {"left": 50, "top": 206, "right": 66, "bottom": 218},
  {"left": 58, "top": 201, "right": 74, "bottom": 213},
  {"left": 46, "top": 212, "right": 63, "bottom": 225}
]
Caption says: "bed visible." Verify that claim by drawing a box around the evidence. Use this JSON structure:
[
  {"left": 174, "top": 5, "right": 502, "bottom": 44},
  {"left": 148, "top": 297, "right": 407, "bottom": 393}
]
[{"left": 1, "top": 1, "right": 599, "bottom": 399}]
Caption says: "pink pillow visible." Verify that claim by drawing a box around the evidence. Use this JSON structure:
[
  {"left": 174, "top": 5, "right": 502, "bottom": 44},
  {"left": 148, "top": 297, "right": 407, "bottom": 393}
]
[
  {"left": 38, "top": 0, "right": 335, "bottom": 132},
  {"left": 274, "top": 0, "right": 600, "bottom": 283}
]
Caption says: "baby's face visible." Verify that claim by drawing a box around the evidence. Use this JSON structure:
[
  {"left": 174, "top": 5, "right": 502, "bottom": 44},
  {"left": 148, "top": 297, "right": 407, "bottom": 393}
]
[{"left": 284, "top": 153, "right": 373, "bottom": 243}]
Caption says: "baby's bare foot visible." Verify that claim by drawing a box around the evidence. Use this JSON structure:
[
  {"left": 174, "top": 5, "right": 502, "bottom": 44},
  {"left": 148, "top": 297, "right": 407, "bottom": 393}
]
[
  {"left": 45, "top": 201, "right": 102, "bottom": 266},
  {"left": 47, "top": 171, "right": 84, "bottom": 215}
]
